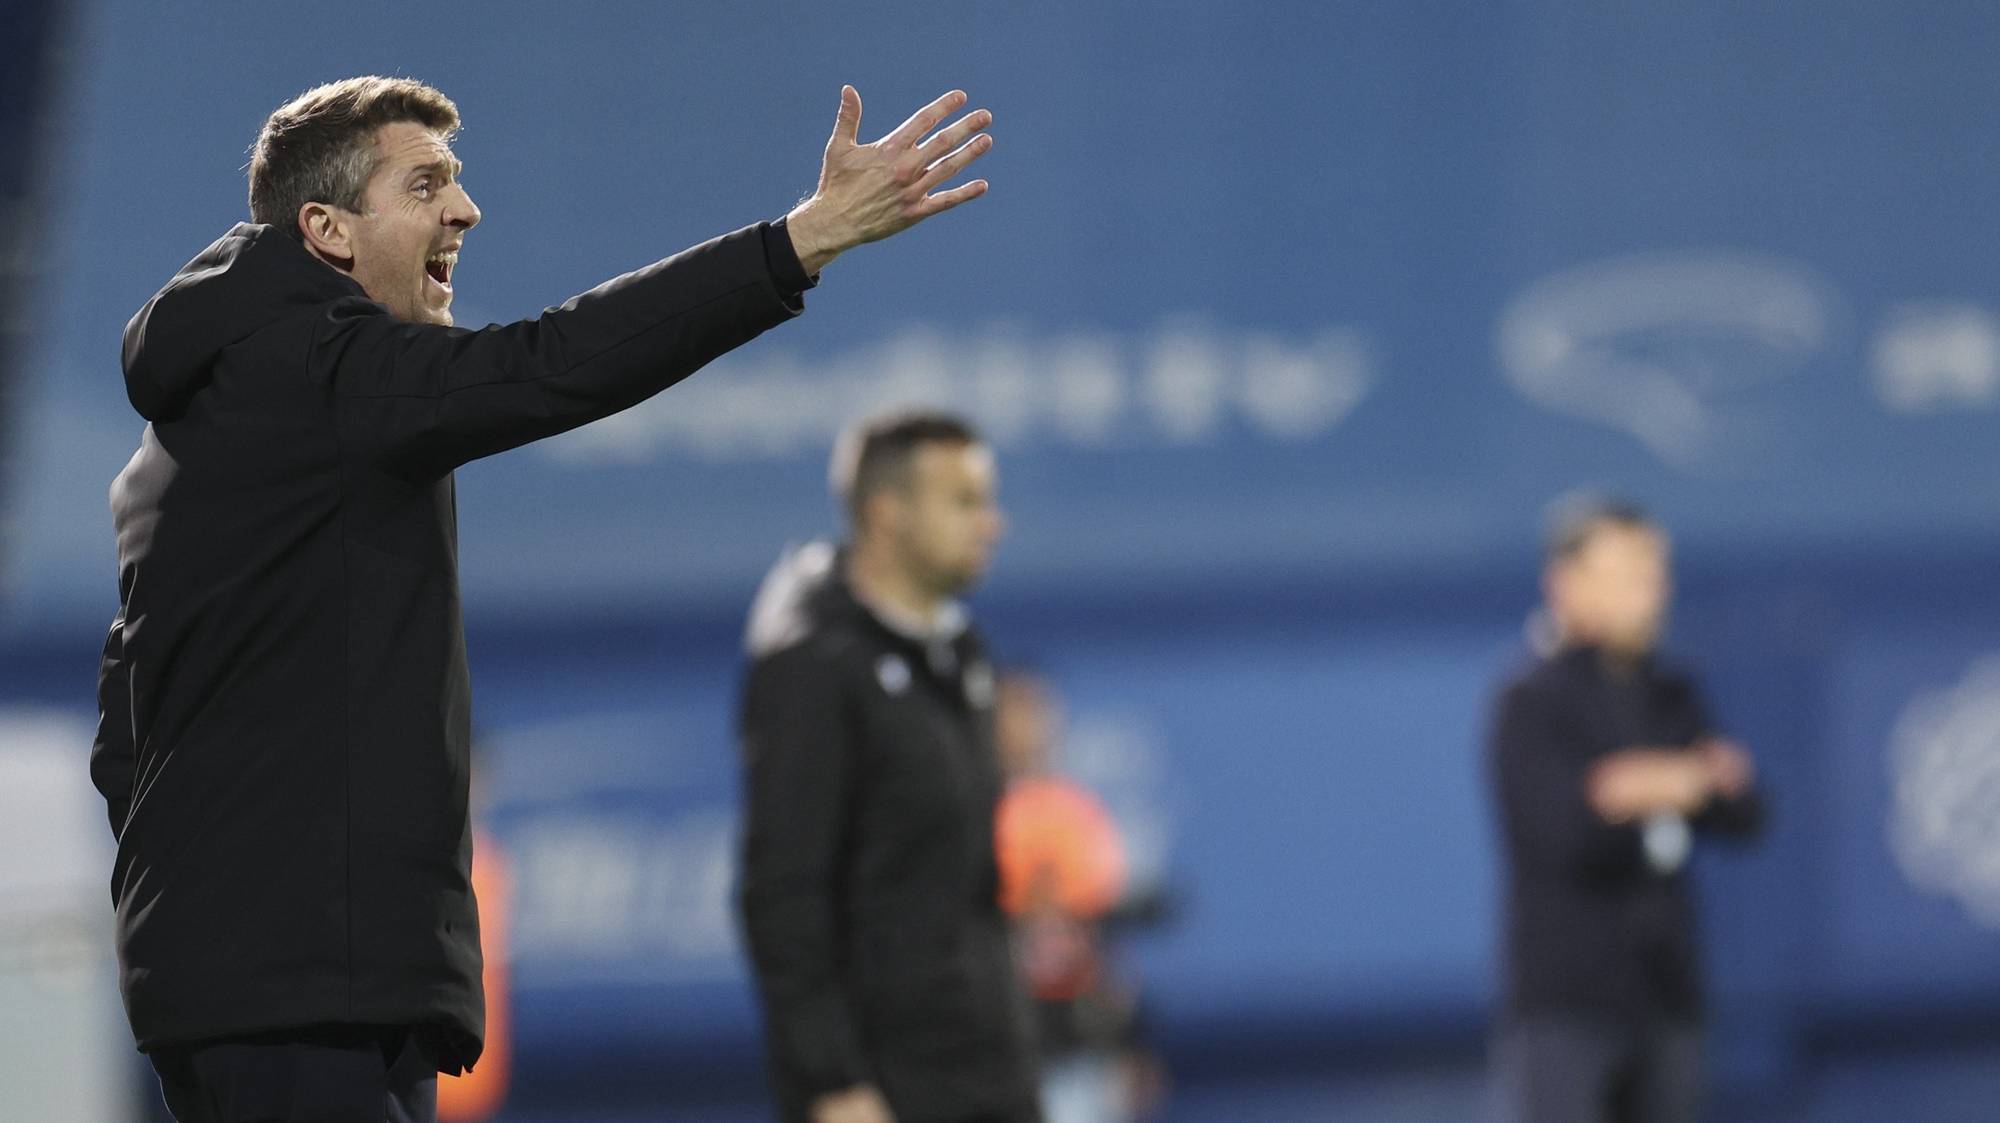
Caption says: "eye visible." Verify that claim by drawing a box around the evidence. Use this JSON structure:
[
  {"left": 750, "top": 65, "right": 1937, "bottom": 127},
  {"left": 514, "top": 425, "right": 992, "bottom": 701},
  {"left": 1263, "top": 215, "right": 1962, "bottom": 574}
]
[{"left": 412, "top": 178, "right": 433, "bottom": 200}]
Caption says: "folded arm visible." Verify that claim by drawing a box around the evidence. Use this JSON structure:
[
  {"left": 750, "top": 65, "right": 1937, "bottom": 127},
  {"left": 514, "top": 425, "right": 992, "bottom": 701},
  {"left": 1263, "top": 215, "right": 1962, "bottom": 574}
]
[{"left": 1491, "top": 684, "right": 1648, "bottom": 878}]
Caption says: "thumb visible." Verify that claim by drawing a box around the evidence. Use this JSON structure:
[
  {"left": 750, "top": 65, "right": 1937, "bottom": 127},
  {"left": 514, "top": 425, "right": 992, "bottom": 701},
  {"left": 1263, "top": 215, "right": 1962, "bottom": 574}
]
[{"left": 830, "top": 85, "right": 862, "bottom": 147}]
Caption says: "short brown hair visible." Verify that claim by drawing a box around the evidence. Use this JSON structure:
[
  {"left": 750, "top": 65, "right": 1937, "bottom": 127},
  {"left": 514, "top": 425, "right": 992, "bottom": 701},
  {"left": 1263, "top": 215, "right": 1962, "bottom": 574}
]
[
  {"left": 830, "top": 409, "right": 982, "bottom": 527},
  {"left": 1544, "top": 494, "right": 1656, "bottom": 563},
  {"left": 248, "top": 76, "right": 460, "bottom": 239}
]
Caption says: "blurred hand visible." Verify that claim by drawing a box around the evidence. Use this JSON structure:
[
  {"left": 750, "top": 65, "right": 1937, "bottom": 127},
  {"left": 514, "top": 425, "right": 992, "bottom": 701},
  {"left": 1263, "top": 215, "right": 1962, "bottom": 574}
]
[
  {"left": 1587, "top": 748, "right": 1713, "bottom": 823},
  {"left": 1697, "top": 737, "right": 1756, "bottom": 799},
  {"left": 786, "top": 86, "right": 994, "bottom": 274},
  {"left": 812, "top": 1084, "right": 896, "bottom": 1123},
  {"left": 1121, "top": 1048, "right": 1172, "bottom": 1120},
  {"left": 1020, "top": 908, "right": 1097, "bottom": 999}
]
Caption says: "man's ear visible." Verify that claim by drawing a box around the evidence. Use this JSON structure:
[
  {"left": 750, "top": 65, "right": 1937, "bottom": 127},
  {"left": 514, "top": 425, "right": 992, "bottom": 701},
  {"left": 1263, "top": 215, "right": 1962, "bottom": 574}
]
[
  {"left": 297, "top": 202, "right": 354, "bottom": 269},
  {"left": 1542, "top": 564, "right": 1565, "bottom": 613},
  {"left": 863, "top": 488, "right": 905, "bottom": 537}
]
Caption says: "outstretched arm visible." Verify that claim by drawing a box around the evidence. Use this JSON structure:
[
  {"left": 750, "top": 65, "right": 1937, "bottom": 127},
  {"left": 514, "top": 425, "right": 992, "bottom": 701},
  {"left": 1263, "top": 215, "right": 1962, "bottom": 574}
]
[{"left": 324, "top": 87, "right": 995, "bottom": 479}]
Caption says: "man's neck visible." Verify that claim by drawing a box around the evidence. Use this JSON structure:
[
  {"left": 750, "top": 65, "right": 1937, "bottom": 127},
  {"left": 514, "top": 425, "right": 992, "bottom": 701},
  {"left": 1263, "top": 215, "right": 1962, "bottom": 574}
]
[
  {"left": 1597, "top": 645, "right": 1648, "bottom": 678},
  {"left": 1577, "top": 637, "right": 1652, "bottom": 676},
  {"left": 1553, "top": 621, "right": 1652, "bottom": 673},
  {"left": 845, "top": 544, "right": 944, "bottom": 632}
]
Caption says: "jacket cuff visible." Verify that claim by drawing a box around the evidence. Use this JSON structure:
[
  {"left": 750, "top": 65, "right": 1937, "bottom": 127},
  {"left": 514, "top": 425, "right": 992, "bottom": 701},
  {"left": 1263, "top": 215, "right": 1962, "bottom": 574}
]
[{"left": 764, "top": 217, "right": 818, "bottom": 297}]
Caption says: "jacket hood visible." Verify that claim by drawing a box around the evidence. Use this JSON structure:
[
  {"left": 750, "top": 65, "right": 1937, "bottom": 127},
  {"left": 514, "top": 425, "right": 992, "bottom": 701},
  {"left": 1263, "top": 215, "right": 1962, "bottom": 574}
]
[
  {"left": 120, "top": 223, "right": 367, "bottom": 420},
  {"left": 744, "top": 540, "right": 975, "bottom": 664},
  {"left": 744, "top": 540, "right": 843, "bottom": 657}
]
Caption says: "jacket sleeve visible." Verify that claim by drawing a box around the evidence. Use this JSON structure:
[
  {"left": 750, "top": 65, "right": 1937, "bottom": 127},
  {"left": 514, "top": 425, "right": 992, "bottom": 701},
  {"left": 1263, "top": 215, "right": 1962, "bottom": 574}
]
[
  {"left": 1683, "top": 678, "right": 1769, "bottom": 841},
  {"left": 737, "top": 642, "right": 869, "bottom": 1095},
  {"left": 313, "top": 221, "right": 809, "bottom": 478},
  {"left": 90, "top": 615, "right": 136, "bottom": 841},
  {"left": 1694, "top": 784, "right": 1766, "bottom": 840},
  {"left": 1489, "top": 680, "right": 1646, "bottom": 879}
]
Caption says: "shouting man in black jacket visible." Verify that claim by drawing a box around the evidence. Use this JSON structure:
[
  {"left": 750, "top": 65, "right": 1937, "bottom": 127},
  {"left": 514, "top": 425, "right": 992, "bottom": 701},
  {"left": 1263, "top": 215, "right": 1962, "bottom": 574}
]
[
  {"left": 1487, "top": 498, "right": 1765, "bottom": 1123},
  {"left": 92, "top": 76, "right": 993, "bottom": 1123},
  {"left": 738, "top": 412, "right": 1041, "bottom": 1123}
]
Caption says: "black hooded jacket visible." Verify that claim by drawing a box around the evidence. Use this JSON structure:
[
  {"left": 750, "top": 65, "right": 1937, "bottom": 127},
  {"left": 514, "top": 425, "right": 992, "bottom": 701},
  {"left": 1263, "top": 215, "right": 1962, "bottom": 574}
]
[
  {"left": 736, "top": 543, "right": 1041, "bottom": 1123},
  {"left": 94, "top": 219, "right": 809, "bottom": 1070}
]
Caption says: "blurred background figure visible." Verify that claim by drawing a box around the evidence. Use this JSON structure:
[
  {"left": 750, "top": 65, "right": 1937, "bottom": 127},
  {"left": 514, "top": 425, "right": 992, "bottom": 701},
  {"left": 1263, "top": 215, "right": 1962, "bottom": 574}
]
[
  {"left": 995, "top": 667, "right": 1168, "bottom": 1123},
  {"left": 1488, "top": 498, "right": 1765, "bottom": 1123},
  {"left": 438, "top": 821, "right": 513, "bottom": 1122},
  {"left": 439, "top": 742, "right": 514, "bottom": 1123},
  {"left": 737, "top": 412, "right": 1039, "bottom": 1123}
]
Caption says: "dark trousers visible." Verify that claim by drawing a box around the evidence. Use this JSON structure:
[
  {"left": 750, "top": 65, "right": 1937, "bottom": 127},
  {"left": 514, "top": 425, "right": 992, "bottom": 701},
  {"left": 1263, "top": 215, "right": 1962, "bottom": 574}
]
[
  {"left": 1493, "top": 1016, "right": 1703, "bottom": 1123},
  {"left": 150, "top": 1024, "right": 437, "bottom": 1123}
]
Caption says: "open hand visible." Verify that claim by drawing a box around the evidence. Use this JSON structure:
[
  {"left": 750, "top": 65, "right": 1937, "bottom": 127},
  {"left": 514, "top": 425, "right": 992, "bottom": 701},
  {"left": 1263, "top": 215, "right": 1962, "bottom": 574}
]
[
  {"left": 786, "top": 86, "right": 994, "bottom": 274},
  {"left": 1696, "top": 737, "right": 1756, "bottom": 799}
]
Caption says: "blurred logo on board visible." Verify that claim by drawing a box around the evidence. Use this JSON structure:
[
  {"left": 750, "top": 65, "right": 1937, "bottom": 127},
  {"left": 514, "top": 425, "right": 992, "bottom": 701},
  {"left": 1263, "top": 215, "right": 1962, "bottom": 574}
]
[{"left": 1888, "top": 655, "right": 2000, "bottom": 928}]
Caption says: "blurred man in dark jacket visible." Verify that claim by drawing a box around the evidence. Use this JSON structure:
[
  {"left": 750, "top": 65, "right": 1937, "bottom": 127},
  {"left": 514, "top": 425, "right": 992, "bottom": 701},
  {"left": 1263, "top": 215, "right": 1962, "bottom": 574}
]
[
  {"left": 93, "top": 74, "right": 992, "bottom": 1123},
  {"left": 738, "top": 411, "right": 1041, "bottom": 1123},
  {"left": 1488, "top": 497, "right": 1765, "bottom": 1123}
]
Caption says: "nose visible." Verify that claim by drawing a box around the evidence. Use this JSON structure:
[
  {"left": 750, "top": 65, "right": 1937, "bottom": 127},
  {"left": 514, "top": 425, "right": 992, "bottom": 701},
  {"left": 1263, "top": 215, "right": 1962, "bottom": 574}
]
[{"left": 444, "top": 183, "right": 481, "bottom": 231}]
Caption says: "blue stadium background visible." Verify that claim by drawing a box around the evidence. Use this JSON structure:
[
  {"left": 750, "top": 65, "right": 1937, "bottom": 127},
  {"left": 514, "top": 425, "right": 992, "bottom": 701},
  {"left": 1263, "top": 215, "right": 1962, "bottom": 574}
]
[{"left": 5, "top": 2, "right": 2000, "bottom": 1119}]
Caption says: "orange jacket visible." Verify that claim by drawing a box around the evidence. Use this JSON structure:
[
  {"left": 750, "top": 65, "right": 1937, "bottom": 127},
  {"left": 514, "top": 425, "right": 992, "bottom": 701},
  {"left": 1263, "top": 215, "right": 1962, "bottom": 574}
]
[{"left": 996, "top": 776, "right": 1127, "bottom": 919}]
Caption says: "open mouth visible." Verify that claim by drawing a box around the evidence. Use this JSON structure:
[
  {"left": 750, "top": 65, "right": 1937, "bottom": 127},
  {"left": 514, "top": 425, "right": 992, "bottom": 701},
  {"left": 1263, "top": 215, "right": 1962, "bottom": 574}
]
[{"left": 425, "top": 248, "right": 458, "bottom": 291}]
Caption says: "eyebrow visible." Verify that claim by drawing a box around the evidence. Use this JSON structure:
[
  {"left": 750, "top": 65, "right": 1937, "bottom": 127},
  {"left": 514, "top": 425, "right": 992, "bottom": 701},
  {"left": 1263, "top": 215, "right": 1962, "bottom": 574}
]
[{"left": 408, "top": 156, "right": 464, "bottom": 181}]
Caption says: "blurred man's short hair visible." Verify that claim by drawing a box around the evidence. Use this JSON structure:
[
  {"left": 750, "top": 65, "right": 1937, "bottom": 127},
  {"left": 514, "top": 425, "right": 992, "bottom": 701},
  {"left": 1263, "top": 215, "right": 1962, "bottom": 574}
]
[
  {"left": 1543, "top": 494, "right": 1657, "bottom": 563},
  {"left": 829, "top": 409, "right": 982, "bottom": 528}
]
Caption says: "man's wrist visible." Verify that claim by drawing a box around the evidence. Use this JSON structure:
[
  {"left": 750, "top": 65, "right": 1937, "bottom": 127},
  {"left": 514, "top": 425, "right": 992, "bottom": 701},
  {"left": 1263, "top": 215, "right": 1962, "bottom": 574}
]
[{"left": 785, "top": 197, "right": 843, "bottom": 276}]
